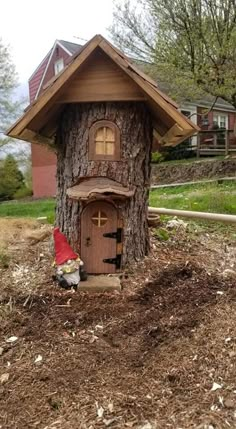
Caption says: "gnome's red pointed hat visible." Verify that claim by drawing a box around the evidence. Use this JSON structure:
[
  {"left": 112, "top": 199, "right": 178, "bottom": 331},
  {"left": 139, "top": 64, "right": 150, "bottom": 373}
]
[{"left": 53, "top": 227, "right": 78, "bottom": 265}]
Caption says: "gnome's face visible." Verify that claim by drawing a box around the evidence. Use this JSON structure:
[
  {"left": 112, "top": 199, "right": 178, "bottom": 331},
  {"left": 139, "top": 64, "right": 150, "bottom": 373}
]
[{"left": 56, "top": 258, "right": 81, "bottom": 275}]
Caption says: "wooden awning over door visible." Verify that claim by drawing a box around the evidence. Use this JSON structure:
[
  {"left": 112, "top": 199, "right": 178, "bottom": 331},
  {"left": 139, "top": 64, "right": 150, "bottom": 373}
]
[{"left": 67, "top": 177, "right": 135, "bottom": 200}]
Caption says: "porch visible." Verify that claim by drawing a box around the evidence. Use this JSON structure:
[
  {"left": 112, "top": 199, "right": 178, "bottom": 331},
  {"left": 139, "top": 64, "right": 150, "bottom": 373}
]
[{"left": 196, "top": 129, "right": 236, "bottom": 157}]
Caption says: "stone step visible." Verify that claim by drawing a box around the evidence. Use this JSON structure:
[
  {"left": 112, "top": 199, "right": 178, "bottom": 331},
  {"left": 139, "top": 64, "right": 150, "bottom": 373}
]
[{"left": 79, "top": 275, "right": 121, "bottom": 292}]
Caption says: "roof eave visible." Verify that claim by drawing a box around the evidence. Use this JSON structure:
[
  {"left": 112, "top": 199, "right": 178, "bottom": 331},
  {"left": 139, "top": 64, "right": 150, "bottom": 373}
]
[
  {"left": 6, "top": 34, "right": 103, "bottom": 139},
  {"left": 7, "top": 34, "right": 199, "bottom": 147}
]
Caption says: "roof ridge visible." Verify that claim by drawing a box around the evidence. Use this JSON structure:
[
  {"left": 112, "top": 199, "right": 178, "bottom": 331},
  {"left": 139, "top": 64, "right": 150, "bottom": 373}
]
[{"left": 59, "top": 39, "right": 82, "bottom": 46}]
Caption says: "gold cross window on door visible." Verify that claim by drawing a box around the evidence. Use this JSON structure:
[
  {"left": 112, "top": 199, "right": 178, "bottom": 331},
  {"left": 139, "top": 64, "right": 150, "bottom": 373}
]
[
  {"left": 95, "top": 127, "right": 115, "bottom": 156},
  {"left": 92, "top": 211, "right": 108, "bottom": 227}
]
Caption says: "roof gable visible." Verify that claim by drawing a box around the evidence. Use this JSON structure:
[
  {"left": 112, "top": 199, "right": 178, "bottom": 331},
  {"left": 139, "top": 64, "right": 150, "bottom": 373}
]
[
  {"left": 57, "top": 48, "right": 145, "bottom": 103},
  {"left": 28, "top": 49, "right": 52, "bottom": 82},
  {"left": 7, "top": 34, "right": 199, "bottom": 147},
  {"left": 29, "top": 39, "right": 82, "bottom": 102}
]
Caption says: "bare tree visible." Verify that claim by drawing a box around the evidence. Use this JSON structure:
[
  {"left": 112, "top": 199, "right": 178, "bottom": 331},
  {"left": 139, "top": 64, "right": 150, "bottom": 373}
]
[
  {"left": 110, "top": 0, "right": 236, "bottom": 107},
  {"left": 0, "top": 38, "right": 20, "bottom": 151}
]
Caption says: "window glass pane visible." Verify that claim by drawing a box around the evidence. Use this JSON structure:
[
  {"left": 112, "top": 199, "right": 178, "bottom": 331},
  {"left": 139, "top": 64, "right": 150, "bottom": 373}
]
[
  {"left": 96, "top": 141, "right": 105, "bottom": 155},
  {"left": 54, "top": 59, "right": 64, "bottom": 75},
  {"left": 213, "top": 115, "right": 219, "bottom": 125},
  {"left": 106, "top": 127, "right": 115, "bottom": 141},
  {"left": 220, "top": 116, "right": 226, "bottom": 128},
  {"left": 94, "top": 126, "right": 116, "bottom": 156},
  {"left": 92, "top": 211, "right": 107, "bottom": 227},
  {"left": 95, "top": 128, "right": 104, "bottom": 142},
  {"left": 106, "top": 142, "right": 115, "bottom": 155},
  {"left": 213, "top": 114, "right": 227, "bottom": 128}
]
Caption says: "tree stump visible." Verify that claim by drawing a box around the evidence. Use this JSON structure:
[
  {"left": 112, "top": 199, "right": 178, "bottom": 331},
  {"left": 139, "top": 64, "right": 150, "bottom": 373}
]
[{"left": 56, "top": 101, "right": 152, "bottom": 269}]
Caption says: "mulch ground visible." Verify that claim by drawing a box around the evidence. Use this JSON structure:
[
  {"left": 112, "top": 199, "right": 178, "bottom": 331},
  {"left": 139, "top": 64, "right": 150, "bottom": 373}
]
[{"left": 0, "top": 221, "right": 236, "bottom": 429}]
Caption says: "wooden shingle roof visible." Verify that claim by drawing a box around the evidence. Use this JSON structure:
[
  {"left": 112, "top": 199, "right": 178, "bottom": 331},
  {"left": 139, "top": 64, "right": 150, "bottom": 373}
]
[{"left": 7, "top": 34, "right": 199, "bottom": 147}]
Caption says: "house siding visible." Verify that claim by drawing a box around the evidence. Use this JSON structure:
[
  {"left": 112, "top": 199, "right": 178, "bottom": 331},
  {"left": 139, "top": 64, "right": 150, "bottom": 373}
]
[
  {"left": 31, "top": 144, "right": 56, "bottom": 198},
  {"left": 39, "top": 46, "right": 71, "bottom": 95},
  {"left": 197, "top": 107, "right": 214, "bottom": 128},
  {"left": 29, "top": 55, "right": 50, "bottom": 103},
  {"left": 197, "top": 107, "right": 236, "bottom": 130},
  {"left": 31, "top": 144, "right": 56, "bottom": 167},
  {"left": 32, "top": 164, "right": 56, "bottom": 198},
  {"left": 229, "top": 112, "right": 236, "bottom": 130},
  {"left": 30, "top": 43, "right": 73, "bottom": 197}
]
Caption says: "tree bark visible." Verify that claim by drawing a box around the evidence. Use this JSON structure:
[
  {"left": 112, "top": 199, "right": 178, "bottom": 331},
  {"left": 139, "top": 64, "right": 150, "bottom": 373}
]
[{"left": 56, "top": 102, "right": 152, "bottom": 268}]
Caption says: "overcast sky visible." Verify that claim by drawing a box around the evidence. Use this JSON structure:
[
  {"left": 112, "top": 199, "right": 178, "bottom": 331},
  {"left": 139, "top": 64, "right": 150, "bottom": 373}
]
[{"left": 1, "top": 0, "right": 114, "bottom": 84}]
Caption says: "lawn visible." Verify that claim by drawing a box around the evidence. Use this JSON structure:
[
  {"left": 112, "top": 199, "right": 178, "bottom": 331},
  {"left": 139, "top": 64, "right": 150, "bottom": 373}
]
[
  {"left": 0, "top": 181, "right": 235, "bottom": 224},
  {"left": 0, "top": 198, "right": 55, "bottom": 222},
  {"left": 152, "top": 155, "right": 225, "bottom": 166},
  {"left": 150, "top": 180, "right": 236, "bottom": 214}
]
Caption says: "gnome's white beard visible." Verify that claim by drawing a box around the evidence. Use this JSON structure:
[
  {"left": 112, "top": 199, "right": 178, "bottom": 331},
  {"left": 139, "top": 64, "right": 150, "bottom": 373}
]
[{"left": 63, "top": 270, "right": 80, "bottom": 286}]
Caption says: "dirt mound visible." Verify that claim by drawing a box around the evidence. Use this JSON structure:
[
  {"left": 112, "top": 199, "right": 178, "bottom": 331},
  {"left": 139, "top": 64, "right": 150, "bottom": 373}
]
[
  {"left": 152, "top": 158, "right": 236, "bottom": 185},
  {"left": 1, "top": 259, "right": 236, "bottom": 429},
  {"left": 0, "top": 218, "right": 39, "bottom": 247},
  {"left": 1, "top": 220, "right": 236, "bottom": 428}
]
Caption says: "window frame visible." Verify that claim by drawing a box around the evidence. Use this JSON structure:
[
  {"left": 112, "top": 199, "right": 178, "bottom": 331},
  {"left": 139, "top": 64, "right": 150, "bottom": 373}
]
[
  {"left": 54, "top": 58, "right": 64, "bottom": 75},
  {"left": 89, "top": 120, "right": 121, "bottom": 161},
  {"left": 213, "top": 113, "right": 228, "bottom": 129}
]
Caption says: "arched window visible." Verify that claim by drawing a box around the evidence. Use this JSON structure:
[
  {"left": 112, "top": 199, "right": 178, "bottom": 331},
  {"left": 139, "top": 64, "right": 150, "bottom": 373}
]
[{"left": 89, "top": 120, "right": 120, "bottom": 161}]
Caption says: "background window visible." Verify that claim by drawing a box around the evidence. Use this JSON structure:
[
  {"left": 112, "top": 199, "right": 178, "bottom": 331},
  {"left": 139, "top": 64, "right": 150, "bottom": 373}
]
[
  {"left": 213, "top": 113, "right": 228, "bottom": 129},
  {"left": 54, "top": 58, "right": 64, "bottom": 75}
]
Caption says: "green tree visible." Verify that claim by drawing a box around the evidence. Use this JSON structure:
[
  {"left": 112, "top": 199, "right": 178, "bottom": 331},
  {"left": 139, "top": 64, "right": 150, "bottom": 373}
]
[
  {"left": 0, "top": 154, "right": 25, "bottom": 200},
  {"left": 110, "top": 0, "right": 236, "bottom": 107},
  {"left": 22, "top": 153, "right": 32, "bottom": 190},
  {"left": 0, "top": 38, "right": 19, "bottom": 151}
]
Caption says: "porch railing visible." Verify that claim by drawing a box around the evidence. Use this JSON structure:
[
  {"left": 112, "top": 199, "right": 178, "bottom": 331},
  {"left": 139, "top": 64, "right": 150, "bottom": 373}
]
[{"left": 196, "top": 129, "right": 236, "bottom": 157}]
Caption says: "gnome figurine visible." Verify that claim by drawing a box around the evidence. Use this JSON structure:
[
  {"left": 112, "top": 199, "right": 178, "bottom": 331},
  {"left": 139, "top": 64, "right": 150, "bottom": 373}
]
[{"left": 53, "top": 227, "right": 86, "bottom": 289}]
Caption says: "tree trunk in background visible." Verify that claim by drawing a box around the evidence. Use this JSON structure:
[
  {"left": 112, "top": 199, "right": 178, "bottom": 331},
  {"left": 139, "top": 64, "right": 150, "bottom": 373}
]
[{"left": 56, "top": 102, "right": 152, "bottom": 267}]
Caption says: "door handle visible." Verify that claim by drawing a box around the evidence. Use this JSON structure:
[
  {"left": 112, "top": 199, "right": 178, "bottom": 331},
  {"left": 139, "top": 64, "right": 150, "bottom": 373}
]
[{"left": 86, "top": 237, "right": 91, "bottom": 247}]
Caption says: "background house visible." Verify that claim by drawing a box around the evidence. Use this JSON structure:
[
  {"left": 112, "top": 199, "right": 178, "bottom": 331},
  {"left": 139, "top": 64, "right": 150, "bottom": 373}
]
[
  {"left": 29, "top": 40, "right": 236, "bottom": 198},
  {"left": 29, "top": 40, "right": 82, "bottom": 198},
  {"left": 181, "top": 97, "right": 236, "bottom": 131}
]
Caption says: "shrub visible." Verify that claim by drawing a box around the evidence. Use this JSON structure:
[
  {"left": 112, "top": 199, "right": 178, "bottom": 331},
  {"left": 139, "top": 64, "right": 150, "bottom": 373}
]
[
  {"left": 154, "top": 227, "right": 170, "bottom": 241},
  {"left": 0, "top": 155, "right": 26, "bottom": 201},
  {"left": 14, "top": 187, "right": 33, "bottom": 199},
  {"left": 151, "top": 152, "right": 164, "bottom": 163},
  {"left": 160, "top": 138, "right": 194, "bottom": 161}
]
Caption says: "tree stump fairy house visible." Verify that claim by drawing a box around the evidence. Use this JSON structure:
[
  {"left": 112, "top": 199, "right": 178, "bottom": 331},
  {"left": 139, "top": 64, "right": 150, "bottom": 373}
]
[{"left": 7, "top": 35, "right": 198, "bottom": 274}]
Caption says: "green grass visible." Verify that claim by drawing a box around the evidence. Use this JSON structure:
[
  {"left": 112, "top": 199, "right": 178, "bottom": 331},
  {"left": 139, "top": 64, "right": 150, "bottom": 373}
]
[
  {"left": 0, "top": 181, "right": 236, "bottom": 230},
  {"left": 0, "top": 199, "right": 56, "bottom": 222},
  {"left": 153, "top": 155, "right": 225, "bottom": 166},
  {"left": 150, "top": 180, "right": 236, "bottom": 235},
  {"left": 150, "top": 181, "right": 236, "bottom": 214}
]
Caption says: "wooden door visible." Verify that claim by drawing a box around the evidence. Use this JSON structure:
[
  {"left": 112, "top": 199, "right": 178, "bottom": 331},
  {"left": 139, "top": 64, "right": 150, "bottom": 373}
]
[{"left": 81, "top": 201, "right": 118, "bottom": 274}]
